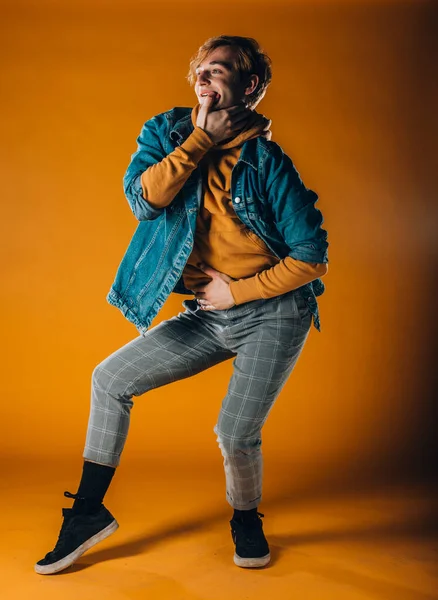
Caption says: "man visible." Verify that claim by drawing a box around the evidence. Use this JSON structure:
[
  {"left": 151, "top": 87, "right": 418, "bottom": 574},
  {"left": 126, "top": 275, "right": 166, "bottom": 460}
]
[{"left": 35, "top": 35, "right": 328, "bottom": 575}]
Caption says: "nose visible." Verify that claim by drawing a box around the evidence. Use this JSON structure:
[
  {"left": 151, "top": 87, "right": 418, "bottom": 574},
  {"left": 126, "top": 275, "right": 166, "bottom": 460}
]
[{"left": 196, "top": 70, "right": 210, "bottom": 84}]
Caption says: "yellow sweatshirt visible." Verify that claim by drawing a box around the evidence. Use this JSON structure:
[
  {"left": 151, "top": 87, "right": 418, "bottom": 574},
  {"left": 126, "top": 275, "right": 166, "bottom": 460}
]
[{"left": 140, "top": 105, "right": 327, "bottom": 304}]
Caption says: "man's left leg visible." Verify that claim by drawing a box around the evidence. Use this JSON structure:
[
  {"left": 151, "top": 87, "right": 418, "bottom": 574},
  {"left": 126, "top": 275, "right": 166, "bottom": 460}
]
[{"left": 213, "top": 290, "right": 312, "bottom": 567}]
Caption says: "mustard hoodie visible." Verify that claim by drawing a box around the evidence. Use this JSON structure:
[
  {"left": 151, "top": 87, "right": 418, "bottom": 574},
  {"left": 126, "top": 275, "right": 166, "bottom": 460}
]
[{"left": 140, "top": 105, "right": 327, "bottom": 304}]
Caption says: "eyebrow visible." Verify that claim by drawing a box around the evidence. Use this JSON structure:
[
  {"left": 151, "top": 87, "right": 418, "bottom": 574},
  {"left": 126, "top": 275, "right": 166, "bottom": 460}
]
[{"left": 196, "top": 60, "right": 233, "bottom": 71}]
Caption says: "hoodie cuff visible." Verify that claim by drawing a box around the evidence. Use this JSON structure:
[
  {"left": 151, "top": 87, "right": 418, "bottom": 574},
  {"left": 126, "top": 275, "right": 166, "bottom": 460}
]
[
  {"left": 180, "top": 126, "right": 215, "bottom": 161},
  {"left": 229, "top": 277, "right": 265, "bottom": 305}
]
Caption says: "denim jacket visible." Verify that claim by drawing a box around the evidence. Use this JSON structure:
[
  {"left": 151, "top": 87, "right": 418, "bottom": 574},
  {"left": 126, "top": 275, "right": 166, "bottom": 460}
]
[{"left": 106, "top": 107, "right": 329, "bottom": 335}]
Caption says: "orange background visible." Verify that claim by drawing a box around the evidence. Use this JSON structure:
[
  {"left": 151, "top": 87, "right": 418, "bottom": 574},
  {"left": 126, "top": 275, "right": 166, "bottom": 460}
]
[
  {"left": 1, "top": 0, "right": 436, "bottom": 488},
  {"left": 2, "top": 1, "right": 438, "bottom": 597}
]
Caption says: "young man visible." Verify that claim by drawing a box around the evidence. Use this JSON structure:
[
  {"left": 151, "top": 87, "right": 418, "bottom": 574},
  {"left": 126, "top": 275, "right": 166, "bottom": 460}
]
[{"left": 35, "top": 35, "right": 328, "bottom": 575}]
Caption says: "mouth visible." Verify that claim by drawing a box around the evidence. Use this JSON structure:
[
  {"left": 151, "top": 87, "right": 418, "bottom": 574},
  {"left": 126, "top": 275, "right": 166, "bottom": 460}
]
[{"left": 200, "top": 91, "right": 221, "bottom": 104}]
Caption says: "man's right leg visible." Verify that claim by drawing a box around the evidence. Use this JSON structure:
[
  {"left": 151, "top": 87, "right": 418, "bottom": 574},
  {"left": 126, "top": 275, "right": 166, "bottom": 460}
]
[
  {"left": 35, "top": 309, "right": 234, "bottom": 575},
  {"left": 84, "top": 310, "right": 233, "bottom": 467}
]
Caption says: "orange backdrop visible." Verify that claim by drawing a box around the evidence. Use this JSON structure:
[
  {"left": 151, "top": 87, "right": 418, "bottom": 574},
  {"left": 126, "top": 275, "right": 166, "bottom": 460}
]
[{"left": 1, "top": 0, "right": 436, "bottom": 490}]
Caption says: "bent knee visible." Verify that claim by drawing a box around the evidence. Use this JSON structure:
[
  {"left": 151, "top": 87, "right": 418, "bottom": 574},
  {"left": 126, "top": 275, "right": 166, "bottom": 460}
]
[
  {"left": 91, "top": 360, "right": 137, "bottom": 400},
  {"left": 214, "top": 429, "right": 262, "bottom": 457}
]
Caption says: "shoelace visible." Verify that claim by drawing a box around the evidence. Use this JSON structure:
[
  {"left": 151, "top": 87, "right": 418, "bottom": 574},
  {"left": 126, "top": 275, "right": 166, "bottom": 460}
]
[
  {"left": 234, "top": 511, "right": 264, "bottom": 523},
  {"left": 231, "top": 511, "right": 265, "bottom": 545},
  {"left": 49, "top": 513, "right": 75, "bottom": 554},
  {"left": 64, "top": 490, "right": 84, "bottom": 500},
  {"left": 47, "top": 491, "right": 84, "bottom": 555}
]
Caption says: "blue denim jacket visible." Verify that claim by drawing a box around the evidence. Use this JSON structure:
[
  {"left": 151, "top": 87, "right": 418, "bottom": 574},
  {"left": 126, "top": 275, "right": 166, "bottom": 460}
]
[{"left": 107, "top": 107, "right": 329, "bottom": 335}]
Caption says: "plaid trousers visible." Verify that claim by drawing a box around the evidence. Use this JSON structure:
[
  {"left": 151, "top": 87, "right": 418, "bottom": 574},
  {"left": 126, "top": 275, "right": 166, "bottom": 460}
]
[{"left": 84, "top": 289, "right": 312, "bottom": 510}]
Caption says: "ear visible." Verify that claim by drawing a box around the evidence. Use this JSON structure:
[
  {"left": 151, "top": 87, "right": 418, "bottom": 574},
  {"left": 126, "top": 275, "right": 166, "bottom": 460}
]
[{"left": 244, "top": 74, "right": 259, "bottom": 96}]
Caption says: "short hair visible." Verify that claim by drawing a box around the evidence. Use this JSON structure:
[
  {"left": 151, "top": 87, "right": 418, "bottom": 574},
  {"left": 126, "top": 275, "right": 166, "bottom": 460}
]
[{"left": 186, "top": 35, "right": 272, "bottom": 109}]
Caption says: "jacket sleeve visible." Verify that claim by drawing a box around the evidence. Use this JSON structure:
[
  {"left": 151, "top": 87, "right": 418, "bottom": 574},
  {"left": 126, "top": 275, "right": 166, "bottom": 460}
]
[
  {"left": 263, "top": 143, "right": 329, "bottom": 263},
  {"left": 123, "top": 113, "right": 214, "bottom": 221}
]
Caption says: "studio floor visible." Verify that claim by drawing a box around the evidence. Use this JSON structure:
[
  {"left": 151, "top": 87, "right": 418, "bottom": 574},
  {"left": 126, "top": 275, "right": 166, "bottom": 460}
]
[{"left": 2, "top": 460, "right": 437, "bottom": 600}]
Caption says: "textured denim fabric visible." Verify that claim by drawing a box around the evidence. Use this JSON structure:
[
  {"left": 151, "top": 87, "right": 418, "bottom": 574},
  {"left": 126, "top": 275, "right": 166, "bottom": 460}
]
[{"left": 107, "top": 107, "right": 329, "bottom": 334}]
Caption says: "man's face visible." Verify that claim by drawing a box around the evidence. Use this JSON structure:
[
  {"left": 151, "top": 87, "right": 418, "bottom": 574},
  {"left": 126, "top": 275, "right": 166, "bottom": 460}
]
[{"left": 194, "top": 46, "right": 254, "bottom": 110}]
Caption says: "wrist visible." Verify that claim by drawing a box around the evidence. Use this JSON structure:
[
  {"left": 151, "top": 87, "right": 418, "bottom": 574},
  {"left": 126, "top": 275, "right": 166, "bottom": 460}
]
[{"left": 198, "top": 127, "right": 217, "bottom": 145}]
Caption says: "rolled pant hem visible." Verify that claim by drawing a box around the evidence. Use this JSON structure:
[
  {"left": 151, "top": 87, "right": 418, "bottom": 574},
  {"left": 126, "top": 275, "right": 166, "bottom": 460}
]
[
  {"left": 227, "top": 497, "right": 261, "bottom": 511},
  {"left": 83, "top": 451, "right": 120, "bottom": 468}
]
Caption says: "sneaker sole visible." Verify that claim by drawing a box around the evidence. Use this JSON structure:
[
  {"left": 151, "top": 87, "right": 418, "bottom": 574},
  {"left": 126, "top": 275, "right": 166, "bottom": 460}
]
[
  {"left": 234, "top": 552, "right": 271, "bottom": 568},
  {"left": 34, "top": 519, "right": 119, "bottom": 575}
]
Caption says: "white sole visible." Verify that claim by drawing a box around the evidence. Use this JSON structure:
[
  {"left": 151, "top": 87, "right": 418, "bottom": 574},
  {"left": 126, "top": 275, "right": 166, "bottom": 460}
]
[
  {"left": 234, "top": 552, "right": 271, "bottom": 568},
  {"left": 34, "top": 519, "right": 119, "bottom": 575}
]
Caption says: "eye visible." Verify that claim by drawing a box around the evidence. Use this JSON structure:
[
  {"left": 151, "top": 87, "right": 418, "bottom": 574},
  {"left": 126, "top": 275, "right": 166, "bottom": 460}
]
[{"left": 195, "top": 67, "right": 222, "bottom": 77}]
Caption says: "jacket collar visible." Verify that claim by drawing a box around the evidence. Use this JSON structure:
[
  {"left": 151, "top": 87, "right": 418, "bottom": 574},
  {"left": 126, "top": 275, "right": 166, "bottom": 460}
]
[{"left": 169, "top": 108, "right": 259, "bottom": 172}]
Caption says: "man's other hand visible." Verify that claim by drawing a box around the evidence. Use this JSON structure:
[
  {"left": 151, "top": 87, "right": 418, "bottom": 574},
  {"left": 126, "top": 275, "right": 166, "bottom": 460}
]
[{"left": 192, "top": 263, "right": 236, "bottom": 310}]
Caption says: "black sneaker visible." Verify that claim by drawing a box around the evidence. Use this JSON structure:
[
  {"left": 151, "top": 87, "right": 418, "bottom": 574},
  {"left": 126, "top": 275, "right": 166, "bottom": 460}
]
[
  {"left": 35, "top": 491, "right": 119, "bottom": 575},
  {"left": 230, "top": 511, "right": 271, "bottom": 568}
]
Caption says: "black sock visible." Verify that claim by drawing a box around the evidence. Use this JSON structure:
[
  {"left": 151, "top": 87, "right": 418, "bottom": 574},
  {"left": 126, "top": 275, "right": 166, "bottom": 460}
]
[
  {"left": 233, "top": 507, "right": 258, "bottom": 521},
  {"left": 72, "top": 460, "right": 116, "bottom": 514}
]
